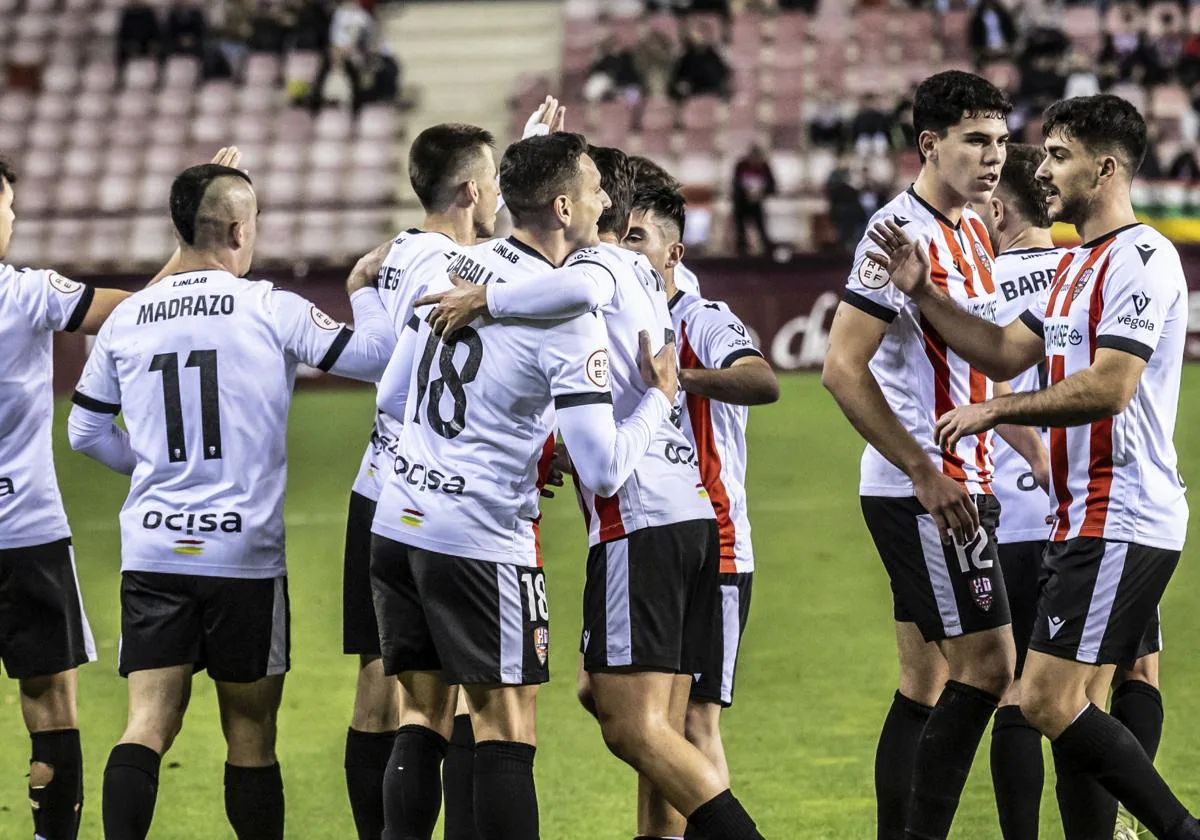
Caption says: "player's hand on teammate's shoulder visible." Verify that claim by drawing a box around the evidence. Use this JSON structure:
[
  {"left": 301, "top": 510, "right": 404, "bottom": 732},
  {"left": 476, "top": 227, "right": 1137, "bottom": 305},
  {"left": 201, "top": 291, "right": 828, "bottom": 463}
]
[
  {"left": 346, "top": 240, "right": 392, "bottom": 295},
  {"left": 638, "top": 329, "right": 679, "bottom": 403},
  {"left": 416, "top": 273, "right": 487, "bottom": 336},
  {"left": 912, "top": 465, "right": 981, "bottom": 546},
  {"left": 866, "top": 218, "right": 932, "bottom": 297}
]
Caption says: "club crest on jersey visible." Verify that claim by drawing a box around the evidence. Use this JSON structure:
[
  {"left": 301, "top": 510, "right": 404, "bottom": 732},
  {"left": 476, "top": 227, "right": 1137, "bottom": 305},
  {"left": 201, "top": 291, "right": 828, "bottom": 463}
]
[
  {"left": 1070, "top": 268, "right": 1094, "bottom": 300},
  {"left": 969, "top": 575, "right": 994, "bottom": 612},
  {"left": 972, "top": 240, "right": 992, "bottom": 273},
  {"left": 586, "top": 349, "right": 610, "bottom": 388},
  {"left": 310, "top": 306, "right": 339, "bottom": 331},
  {"left": 47, "top": 271, "right": 82, "bottom": 295},
  {"left": 533, "top": 626, "right": 549, "bottom": 666},
  {"left": 857, "top": 257, "right": 890, "bottom": 290}
]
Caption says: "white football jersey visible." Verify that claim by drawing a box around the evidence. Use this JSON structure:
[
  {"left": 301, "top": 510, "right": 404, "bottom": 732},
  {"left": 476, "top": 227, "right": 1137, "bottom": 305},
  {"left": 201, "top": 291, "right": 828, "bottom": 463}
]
[
  {"left": 991, "top": 247, "right": 1065, "bottom": 544},
  {"left": 675, "top": 261, "right": 701, "bottom": 294},
  {"left": 845, "top": 187, "right": 1000, "bottom": 497},
  {"left": 351, "top": 229, "right": 457, "bottom": 501},
  {"left": 670, "top": 290, "right": 761, "bottom": 573},
  {"left": 0, "top": 264, "right": 93, "bottom": 549},
  {"left": 568, "top": 243, "right": 715, "bottom": 544},
  {"left": 372, "top": 236, "right": 609, "bottom": 566},
  {"left": 1021, "top": 223, "right": 1188, "bottom": 550},
  {"left": 73, "top": 270, "right": 359, "bottom": 578}
]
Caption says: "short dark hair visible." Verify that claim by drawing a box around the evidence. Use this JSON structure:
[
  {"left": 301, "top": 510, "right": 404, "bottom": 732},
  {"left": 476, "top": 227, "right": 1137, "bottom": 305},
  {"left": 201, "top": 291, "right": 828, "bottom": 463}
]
[
  {"left": 1042, "top": 94, "right": 1148, "bottom": 175},
  {"left": 408, "top": 123, "right": 495, "bottom": 212},
  {"left": 631, "top": 185, "right": 687, "bottom": 241},
  {"left": 587, "top": 145, "right": 635, "bottom": 236},
  {"left": 913, "top": 70, "right": 1012, "bottom": 163},
  {"left": 170, "top": 164, "right": 253, "bottom": 246},
  {"left": 0, "top": 156, "right": 17, "bottom": 192},
  {"left": 628, "top": 155, "right": 681, "bottom": 191},
  {"left": 996, "top": 143, "right": 1050, "bottom": 228},
  {"left": 499, "top": 132, "right": 589, "bottom": 225}
]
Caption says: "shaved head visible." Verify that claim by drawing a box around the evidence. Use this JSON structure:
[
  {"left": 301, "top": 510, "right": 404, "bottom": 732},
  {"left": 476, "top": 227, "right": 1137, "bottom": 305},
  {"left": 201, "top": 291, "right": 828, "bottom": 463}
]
[{"left": 170, "top": 164, "right": 257, "bottom": 275}]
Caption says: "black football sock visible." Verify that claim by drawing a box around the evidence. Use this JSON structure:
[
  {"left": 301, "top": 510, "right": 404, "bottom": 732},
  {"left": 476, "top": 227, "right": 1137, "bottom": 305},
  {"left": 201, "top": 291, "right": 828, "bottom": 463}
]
[
  {"left": 1052, "top": 739, "right": 1118, "bottom": 840},
  {"left": 382, "top": 724, "right": 446, "bottom": 840},
  {"left": 102, "top": 743, "right": 160, "bottom": 840},
  {"left": 876, "top": 691, "right": 933, "bottom": 840},
  {"left": 685, "top": 789, "right": 763, "bottom": 840},
  {"left": 345, "top": 727, "right": 398, "bottom": 840},
  {"left": 473, "top": 741, "right": 539, "bottom": 840},
  {"left": 224, "top": 762, "right": 284, "bottom": 840},
  {"left": 1112, "top": 681, "right": 1165, "bottom": 762},
  {"left": 990, "top": 706, "right": 1043, "bottom": 840},
  {"left": 905, "top": 680, "right": 999, "bottom": 840},
  {"left": 29, "top": 729, "right": 83, "bottom": 840},
  {"left": 443, "top": 715, "right": 478, "bottom": 840},
  {"left": 1052, "top": 704, "right": 1195, "bottom": 839}
]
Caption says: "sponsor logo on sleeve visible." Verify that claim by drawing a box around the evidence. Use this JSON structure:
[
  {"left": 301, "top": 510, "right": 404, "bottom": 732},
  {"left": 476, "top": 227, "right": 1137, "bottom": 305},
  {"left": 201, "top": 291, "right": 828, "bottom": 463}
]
[
  {"left": 1117, "top": 294, "right": 1156, "bottom": 331},
  {"left": 586, "top": 349, "right": 610, "bottom": 388},
  {"left": 48, "top": 272, "right": 82, "bottom": 295},
  {"left": 1136, "top": 243, "right": 1156, "bottom": 265},
  {"left": 310, "top": 306, "right": 339, "bottom": 330},
  {"left": 1132, "top": 293, "right": 1151, "bottom": 315}
]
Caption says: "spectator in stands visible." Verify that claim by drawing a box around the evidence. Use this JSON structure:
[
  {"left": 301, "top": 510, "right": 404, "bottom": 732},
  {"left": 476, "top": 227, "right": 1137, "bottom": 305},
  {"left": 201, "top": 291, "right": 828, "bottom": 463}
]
[
  {"left": 670, "top": 19, "right": 731, "bottom": 101},
  {"left": 116, "top": 2, "right": 161, "bottom": 75},
  {"left": 808, "top": 90, "right": 845, "bottom": 149},
  {"left": 163, "top": 1, "right": 206, "bottom": 60},
  {"left": 1063, "top": 50, "right": 1101, "bottom": 99},
  {"left": 1168, "top": 145, "right": 1200, "bottom": 181},
  {"left": 634, "top": 24, "right": 676, "bottom": 100},
  {"left": 208, "top": 0, "right": 254, "bottom": 80},
  {"left": 850, "top": 92, "right": 893, "bottom": 156},
  {"left": 584, "top": 34, "right": 644, "bottom": 103},
  {"left": 1142, "top": 2, "right": 1187, "bottom": 87},
  {"left": 825, "top": 158, "right": 867, "bottom": 253},
  {"left": 891, "top": 89, "right": 916, "bottom": 149},
  {"left": 310, "top": 0, "right": 377, "bottom": 118},
  {"left": 1015, "top": 52, "right": 1066, "bottom": 113},
  {"left": 968, "top": 0, "right": 1017, "bottom": 62},
  {"left": 1098, "top": 4, "right": 1153, "bottom": 87},
  {"left": 731, "top": 145, "right": 776, "bottom": 256}
]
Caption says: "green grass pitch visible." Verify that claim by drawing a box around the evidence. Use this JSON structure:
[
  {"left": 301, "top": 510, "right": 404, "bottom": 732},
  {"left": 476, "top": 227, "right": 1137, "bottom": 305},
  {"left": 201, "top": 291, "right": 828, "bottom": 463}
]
[{"left": 2, "top": 372, "right": 1198, "bottom": 838}]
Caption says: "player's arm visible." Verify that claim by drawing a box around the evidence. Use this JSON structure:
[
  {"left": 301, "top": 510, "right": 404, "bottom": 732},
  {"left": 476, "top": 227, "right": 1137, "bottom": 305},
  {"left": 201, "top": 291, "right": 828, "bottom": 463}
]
[
  {"left": 416, "top": 258, "right": 617, "bottom": 337},
  {"left": 376, "top": 315, "right": 421, "bottom": 423},
  {"left": 822, "top": 302, "right": 978, "bottom": 543},
  {"left": 67, "top": 323, "right": 136, "bottom": 474},
  {"left": 678, "top": 302, "right": 779, "bottom": 405},
  {"left": 992, "top": 381, "right": 1049, "bottom": 490},
  {"left": 548, "top": 323, "right": 678, "bottom": 498},
  {"left": 865, "top": 218, "right": 1044, "bottom": 381},
  {"left": 76, "top": 288, "right": 132, "bottom": 335}
]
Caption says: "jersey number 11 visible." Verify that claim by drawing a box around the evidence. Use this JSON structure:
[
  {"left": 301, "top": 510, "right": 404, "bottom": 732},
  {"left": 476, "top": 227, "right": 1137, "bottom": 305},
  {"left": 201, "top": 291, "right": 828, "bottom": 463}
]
[{"left": 149, "top": 350, "right": 223, "bottom": 463}]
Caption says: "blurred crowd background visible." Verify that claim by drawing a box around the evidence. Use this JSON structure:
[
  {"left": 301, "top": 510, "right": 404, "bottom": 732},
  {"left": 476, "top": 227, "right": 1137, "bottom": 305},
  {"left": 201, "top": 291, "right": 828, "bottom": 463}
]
[{"left": 2, "top": 0, "right": 1199, "bottom": 272}]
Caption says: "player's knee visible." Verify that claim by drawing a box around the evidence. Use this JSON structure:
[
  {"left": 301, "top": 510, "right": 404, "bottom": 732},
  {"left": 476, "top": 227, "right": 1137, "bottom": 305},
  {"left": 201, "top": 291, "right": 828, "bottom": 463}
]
[
  {"left": 597, "top": 715, "right": 655, "bottom": 763},
  {"left": 684, "top": 702, "right": 719, "bottom": 749},
  {"left": 1018, "top": 676, "right": 1073, "bottom": 735},
  {"left": 576, "top": 678, "right": 597, "bottom": 719}
]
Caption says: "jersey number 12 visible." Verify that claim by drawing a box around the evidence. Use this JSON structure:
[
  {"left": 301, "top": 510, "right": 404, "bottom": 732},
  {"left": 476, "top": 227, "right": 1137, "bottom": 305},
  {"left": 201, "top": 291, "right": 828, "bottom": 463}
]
[{"left": 149, "top": 350, "right": 223, "bottom": 463}]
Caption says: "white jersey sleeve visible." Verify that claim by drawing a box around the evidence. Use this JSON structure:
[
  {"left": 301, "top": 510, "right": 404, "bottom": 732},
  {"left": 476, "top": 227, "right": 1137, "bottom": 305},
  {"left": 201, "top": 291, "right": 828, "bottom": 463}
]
[
  {"left": 674, "top": 296, "right": 763, "bottom": 370},
  {"left": 269, "top": 289, "right": 355, "bottom": 371},
  {"left": 485, "top": 257, "right": 616, "bottom": 320},
  {"left": 1094, "top": 244, "right": 1179, "bottom": 361},
  {"left": 73, "top": 317, "right": 123, "bottom": 413},
  {"left": 14, "top": 268, "right": 95, "bottom": 333},
  {"left": 844, "top": 214, "right": 907, "bottom": 323}
]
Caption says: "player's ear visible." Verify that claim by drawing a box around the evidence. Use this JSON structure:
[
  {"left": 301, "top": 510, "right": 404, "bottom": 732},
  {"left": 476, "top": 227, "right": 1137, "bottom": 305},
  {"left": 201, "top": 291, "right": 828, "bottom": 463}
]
[
  {"left": 464, "top": 178, "right": 480, "bottom": 207},
  {"left": 666, "top": 241, "right": 685, "bottom": 270},
  {"left": 919, "top": 129, "right": 939, "bottom": 164},
  {"left": 554, "top": 195, "right": 571, "bottom": 227},
  {"left": 230, "top": 219, "right": 246, "bottom": 249},
  {"left": 1097, "top": 154, "right": 1118, "bottom": 184},
  {"left": 989, "top": 197, "right": 1004, "bottom": 228}
]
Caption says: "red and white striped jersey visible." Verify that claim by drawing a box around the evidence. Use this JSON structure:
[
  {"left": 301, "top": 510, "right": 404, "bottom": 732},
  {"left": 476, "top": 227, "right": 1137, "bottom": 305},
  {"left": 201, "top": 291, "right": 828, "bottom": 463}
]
[
  {"left": 1020, "top": 223, "right": 1188, "bottom": 550},
  {"left": 569, "top": 243, "right": 716, "bottom": 545},
  {"left": 670, "top": 290, "right": 761, "bottom": 574},
  {"left": 991, "top": 247, "right": 1065, "bottom": 543},
  {"left": 845, "top": 187, "right": 1000, "bottom": 497}
]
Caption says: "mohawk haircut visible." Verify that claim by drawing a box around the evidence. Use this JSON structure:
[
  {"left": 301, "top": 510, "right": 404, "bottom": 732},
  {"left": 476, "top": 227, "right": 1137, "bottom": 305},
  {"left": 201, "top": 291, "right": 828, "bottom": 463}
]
[
  {"left": 588, "top": 145, "right": 636, "bottom": 237},
  {"left": 1042, "top": 94, "right": 1148, "bottom": 176},
  {"left": 913, "top": 70, "right": 1012, "bottom": 163},
  {"left": 628, "top": 155, "right": 681, "bottom": 191},
  {"left": 997, "top": 143, "right": 1050, "bottom": 228},
  {"left": 631, "top": 185, "right": 687, "bottom": 241},
  {"left": 0, "top": 157, "right": 16, "bottom": 191},
  {"left": 499, "top": 132, "right": 589, "bottom": 226},
  {"left": 408, "top": 123, "right": 495, "bottom": 212},
  {"left": 169, "top": 164, "right": 253, "bottom": 246}
]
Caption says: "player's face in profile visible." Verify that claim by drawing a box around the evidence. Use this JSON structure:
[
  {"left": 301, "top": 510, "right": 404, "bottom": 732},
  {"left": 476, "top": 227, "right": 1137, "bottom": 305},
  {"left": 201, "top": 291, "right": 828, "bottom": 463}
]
[
  {"left": 622, "top": 209, "right": 672, "bottom": 276},
  {"left": 0, "top": 179, "right": 13, "bottom": 259},
  {"left": 567, "top": 154, "right": 611, "bottom": 240},
  {"left": 472, "top": 147, "right": 500, "bottom": 240},
  {"left": 1036, "top": 130, "right": 1094, "bottom": 225},
  {"left": 930, "top": 114, "right": 1008, "bottom": 205}
]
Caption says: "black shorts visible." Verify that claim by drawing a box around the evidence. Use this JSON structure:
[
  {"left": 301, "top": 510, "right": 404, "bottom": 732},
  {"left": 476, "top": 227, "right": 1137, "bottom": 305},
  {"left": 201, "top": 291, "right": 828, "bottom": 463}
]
[
  {"left": 861, "top": 495, "right": 1011, "bottom": 643},
  {"left": 0, "top": 539, "right": 95, "bottom": 679},
  {"left": 998, "top": 540, "right": 1046, "bottom": 677},
  {"left": 119, "top": 572, "right": 290, "bottom": 683},
  {"left": 370, "top": 535, "right": 550, "bottom": 686},
  {"left": 1030, "top": 539, "right": 1178, "bottom": 667},
  {"left": 1135, "top": 605, "right": 1163, "bottom": 660},
  {"left": 691, "top": 572, "right": 752, "bottom": 707},
  {"left": 581, "top": 519, "right": 720, "bottom": 675},
  {"left": 343, "top": 491, "right": 381, "bottom": 656}
]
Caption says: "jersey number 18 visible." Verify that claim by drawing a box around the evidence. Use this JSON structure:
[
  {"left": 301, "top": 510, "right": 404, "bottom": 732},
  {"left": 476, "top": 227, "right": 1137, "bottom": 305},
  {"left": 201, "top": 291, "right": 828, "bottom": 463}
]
[{"left": 411, "top": 328, "right": 483, "bottom": 440}]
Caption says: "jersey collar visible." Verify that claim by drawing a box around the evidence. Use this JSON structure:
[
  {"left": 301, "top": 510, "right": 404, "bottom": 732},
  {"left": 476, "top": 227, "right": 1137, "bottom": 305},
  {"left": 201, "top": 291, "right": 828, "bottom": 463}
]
[
  {"left": 1002, "top": 246, "right": 1059, "bottom": 255},
  {"left": 668, "top": 289, "right": 686, "bottom": 311},
  {"left": 1080, "top": 222, "right": 1142, "bottom": 250},
  {"left": 906, "top": 185, "right": 961, "bottom": 230},
  {"left": 505, "top": 236, "right": 556, "bottom": 266}
]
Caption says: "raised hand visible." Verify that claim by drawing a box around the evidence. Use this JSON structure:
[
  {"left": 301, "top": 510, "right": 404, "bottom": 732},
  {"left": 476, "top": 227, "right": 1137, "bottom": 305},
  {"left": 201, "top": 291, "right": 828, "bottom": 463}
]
[
  {"left": 865, "top": 218, "right": 932, "bottom": 297},
  {"left": 523, "top": 95, "right": 567, "bottom": 138}
]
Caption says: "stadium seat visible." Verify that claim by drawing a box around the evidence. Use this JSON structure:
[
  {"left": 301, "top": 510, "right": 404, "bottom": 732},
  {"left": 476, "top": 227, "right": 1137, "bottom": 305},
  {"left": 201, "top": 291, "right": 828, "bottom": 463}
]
[
  {"left": 26, "top": 121, "right": 67, "bottom": 152},
  {"left": 85, "top": 218, "right": 133, "bottom": 267},
  {"left": 23, "top": 148, "right": 61, "bottom": 180},
  {"left": 12, "top": 178, "right": 55, "bottom": 216},
  {"left": 163, "top": 56, "right": 201, "bottom": 89},
  {"left": 136, "top": 174, "right": 175, "bottom": 212},
  {"left": 245, "top": 53, "right": 281, "bottom": 88},
  {"left": 346, "top": 168, "right": 396, "bottom": 205},
  {"left": 115, "top": 89, "right": 154, "bottom": 121},
  {"left": 155, "top": 89, "right": 194, "bottom": 119},
  {"left": 315, "top": 110, "right": 354, "bottom": 142},
  {"left": 42, "top": 62, "right": 79, "bottom": 95},
  {"left": 124, "top": 58, "right": 159, "bottom": 92},
  {"left": 130, "top": 217, "right": 175, "bottom": 265},
  {"left": 770, "top": 150, "right": 805, "bottom": 197},
  {"left": 260, "top": 170, "right": 304, "bottom": 208},
  {"left": 298, "top": 210, "right": 341, "bottom": 261},
  {"left": 677, "top": 153, "right": 721, "bottom": 190},
  {"left": 359, "top": 105, "right": 397, "bottom": 140},
  {"left": 198, "top": 83, "right": 237, "bottom": 117},
  {"left": 0, "top": 123, "right": 25, "bottom": 153},
  {"left": 96, "top": 175, "right": 138, "bottom": 213},
  {"left": 54, "top": 178, "right": 95, "bottom": 213},
  {"left": 256, "top": 210, "right": 299, "bottom": 262}
]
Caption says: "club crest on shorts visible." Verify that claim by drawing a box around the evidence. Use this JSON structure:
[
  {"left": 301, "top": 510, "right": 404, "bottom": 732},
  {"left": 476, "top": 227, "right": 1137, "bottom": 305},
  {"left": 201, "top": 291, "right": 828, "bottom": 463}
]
[
  {"left": 533, "top": 626, "right": 549, "bottom": 666},
  {"left": 969, "top": 575, "right": 993, "bottom": 612}
]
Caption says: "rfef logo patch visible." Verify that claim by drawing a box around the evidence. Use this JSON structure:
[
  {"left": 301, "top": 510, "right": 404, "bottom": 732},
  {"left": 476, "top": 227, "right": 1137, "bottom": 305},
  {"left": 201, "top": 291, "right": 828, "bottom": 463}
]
[
  {"left": 48, "top": 272, "right": 83, "bottom": 295},
  {"left": 310, "top": 306, "right": 339, "bottom": 331},
  {"left": 586, "top": 349, "right": 609, "bottom": 388},
  {"left": 857, "top": 257, "right": 890, "bottom": 290}
]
